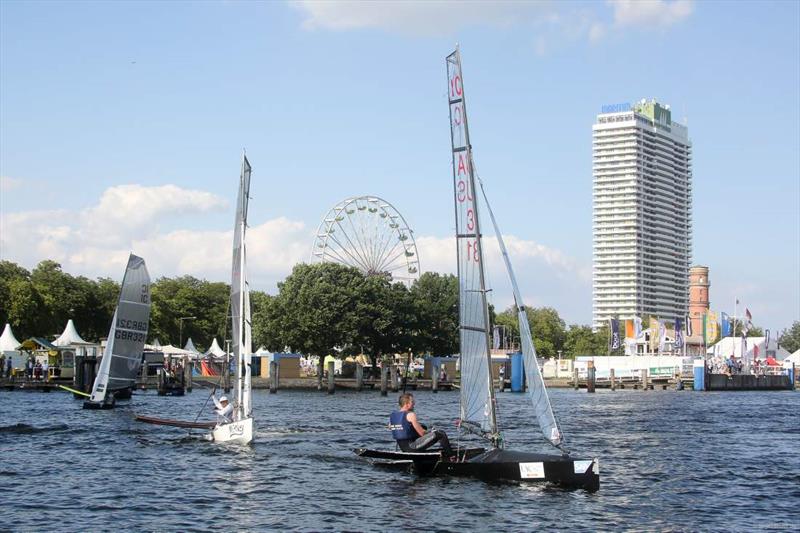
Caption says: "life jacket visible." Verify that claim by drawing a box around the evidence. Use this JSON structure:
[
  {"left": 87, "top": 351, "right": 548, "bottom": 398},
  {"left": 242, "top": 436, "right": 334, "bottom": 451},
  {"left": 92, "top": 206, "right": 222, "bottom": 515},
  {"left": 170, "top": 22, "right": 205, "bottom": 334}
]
[{"left": 389, "top": 410, "right": 415, "bottom": 441}]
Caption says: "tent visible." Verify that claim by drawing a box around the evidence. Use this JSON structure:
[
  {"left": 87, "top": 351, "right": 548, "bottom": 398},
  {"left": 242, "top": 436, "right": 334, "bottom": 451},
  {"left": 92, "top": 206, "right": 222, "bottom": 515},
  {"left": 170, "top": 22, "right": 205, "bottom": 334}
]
[
  {"left": 53, "top": 319, "right": 92, "bottom": 347},
  {"left": 786, "top": 349, "right": 800, "bottom": 366},
  {"left": 183, "top": 337, "right": 200, "bottom": 354},
  {"left": 707, "top": 336, "right": 792, "bottom": 360},
  {"left": 0, "top": 323, "right": 23, "bottom": 370},
  {"left": 205, "top": 338, "right": 226, "bottom": 358}
]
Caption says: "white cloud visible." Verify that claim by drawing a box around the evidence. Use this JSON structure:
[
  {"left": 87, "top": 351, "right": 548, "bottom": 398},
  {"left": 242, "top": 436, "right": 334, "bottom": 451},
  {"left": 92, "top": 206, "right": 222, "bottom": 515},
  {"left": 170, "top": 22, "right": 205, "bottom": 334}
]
[
  {"left": 294, "top": 0, "right": 558, "bottom": 36},
  {"left": 608, "top": 0, "right": 694, "bottom": 28},
  {"left": 0, "top": 185, "right": 590, "bottom": 320}
]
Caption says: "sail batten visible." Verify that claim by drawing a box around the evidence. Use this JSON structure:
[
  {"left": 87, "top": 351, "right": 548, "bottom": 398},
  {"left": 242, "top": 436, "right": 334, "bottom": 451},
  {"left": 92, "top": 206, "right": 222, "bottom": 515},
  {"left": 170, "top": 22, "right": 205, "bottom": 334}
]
[{"left": 447, "top": 48, "right": 498, "bottom": 440}]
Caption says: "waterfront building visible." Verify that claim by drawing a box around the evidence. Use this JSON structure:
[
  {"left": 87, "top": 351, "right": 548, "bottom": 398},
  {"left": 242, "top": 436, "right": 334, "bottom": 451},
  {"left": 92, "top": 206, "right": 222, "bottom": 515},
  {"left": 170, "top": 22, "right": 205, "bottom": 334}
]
[{"left": 592, "top": 99, "right": 692, "bottom": 330}]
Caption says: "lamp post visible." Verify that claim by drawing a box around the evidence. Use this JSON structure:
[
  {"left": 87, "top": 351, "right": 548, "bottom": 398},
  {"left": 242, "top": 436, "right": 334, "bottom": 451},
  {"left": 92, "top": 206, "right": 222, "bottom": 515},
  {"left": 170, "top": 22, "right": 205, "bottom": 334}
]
[{"left": 179, "top": 316, "right": 197, "bottom": 350}]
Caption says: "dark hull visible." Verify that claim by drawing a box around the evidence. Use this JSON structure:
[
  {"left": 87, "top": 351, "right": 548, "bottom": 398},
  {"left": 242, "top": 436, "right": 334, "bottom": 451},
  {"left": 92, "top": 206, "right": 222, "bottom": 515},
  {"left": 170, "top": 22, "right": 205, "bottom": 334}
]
[
  {"left": 355, "top": 447, "right": 599, "bottom": 491},
  {"left": 83, "top": 397, "right": 115, "bottom": 410}
]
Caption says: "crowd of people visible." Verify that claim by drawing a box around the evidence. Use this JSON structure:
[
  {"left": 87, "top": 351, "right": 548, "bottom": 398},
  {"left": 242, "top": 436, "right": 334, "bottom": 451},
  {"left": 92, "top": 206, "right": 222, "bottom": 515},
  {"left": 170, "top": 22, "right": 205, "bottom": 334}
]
[
  {"left": 708, "top": 353, "right": 783, "bottom": 376},
  {"left": 0, "top": 354, "right": 56, "bottom": 381}
]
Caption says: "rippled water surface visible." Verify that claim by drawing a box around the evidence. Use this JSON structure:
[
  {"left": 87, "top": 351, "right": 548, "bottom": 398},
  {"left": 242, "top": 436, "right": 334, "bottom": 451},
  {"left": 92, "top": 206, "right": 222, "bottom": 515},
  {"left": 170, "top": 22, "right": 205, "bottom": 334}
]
[{"left": 2, "top": 387, "right": 798, "bottom": 531}]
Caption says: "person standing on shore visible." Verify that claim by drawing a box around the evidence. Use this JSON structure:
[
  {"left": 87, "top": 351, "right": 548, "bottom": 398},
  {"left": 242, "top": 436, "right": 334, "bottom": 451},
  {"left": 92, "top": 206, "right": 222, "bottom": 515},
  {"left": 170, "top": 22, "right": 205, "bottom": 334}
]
[
  {"left": 0, "top": 354, "right": 5, "bottom": 378},
  {"left": 5, "top": 356, "right": 11, "bottom": 378},
  {"left": 389, "top": 393, "right": 454, "bottom": 459}
]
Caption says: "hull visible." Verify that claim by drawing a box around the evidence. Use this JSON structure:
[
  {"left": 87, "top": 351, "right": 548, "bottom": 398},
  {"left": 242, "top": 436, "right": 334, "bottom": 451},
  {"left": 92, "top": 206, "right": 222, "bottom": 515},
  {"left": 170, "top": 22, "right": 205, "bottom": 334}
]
[
  {"left": 435, "top": 449, "right": 599, "bottom": 491},
  {"left": 211, "top": 416, "right": 253, "bottom": 444},
  {"left": 83, "top": 396, "right": 115, "bottom": 410},
  {"left": 355, "top": 447, "right": 599, "bottom": 491}
]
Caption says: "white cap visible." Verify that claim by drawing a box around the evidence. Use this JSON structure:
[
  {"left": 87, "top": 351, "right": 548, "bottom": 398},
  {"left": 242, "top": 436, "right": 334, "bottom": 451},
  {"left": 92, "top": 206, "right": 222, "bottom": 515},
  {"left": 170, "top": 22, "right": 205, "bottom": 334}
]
[{"left": 219, "top": 395, "right": 229, "bottom": 402}]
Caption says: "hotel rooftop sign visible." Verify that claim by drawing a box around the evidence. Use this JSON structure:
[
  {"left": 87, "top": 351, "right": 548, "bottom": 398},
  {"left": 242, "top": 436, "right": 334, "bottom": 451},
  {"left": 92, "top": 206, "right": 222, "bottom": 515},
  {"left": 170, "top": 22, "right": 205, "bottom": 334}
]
[{"left": 601, "top": 102, "right": 631, "bottom": 113}]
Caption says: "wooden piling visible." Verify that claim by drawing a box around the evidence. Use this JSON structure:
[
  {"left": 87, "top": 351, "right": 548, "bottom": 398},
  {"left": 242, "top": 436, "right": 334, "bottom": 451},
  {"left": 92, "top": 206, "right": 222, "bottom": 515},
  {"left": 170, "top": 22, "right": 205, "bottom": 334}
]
[
  {"left": 355, "top": 364, "right": 363, "bottom": 392},
  {"left": 390, "top": 365, "right": 398, "bottom": 393},
  {"left": 573, "top": 368, "right": 580, "bottom": 390},
  {"left": 432, "top": 368, "right": 438, "bottom": 393},
  {"left": 610, "top": 368, "right": 616, "bottom": 391},
  {"left": 380, "top": 365, "right": 388, "bottom": 396},
  {"left": 327, "top": 361, "right": 335, "bottom": 394},
  {"left": 269, "top": 361, "right": 278, "bottom": 394},
  {"left": 586, "top": 361, "right": 596, "bottom": 393},
  {"left": 184, "top": 357, "right": 192, "bottom": 393}
]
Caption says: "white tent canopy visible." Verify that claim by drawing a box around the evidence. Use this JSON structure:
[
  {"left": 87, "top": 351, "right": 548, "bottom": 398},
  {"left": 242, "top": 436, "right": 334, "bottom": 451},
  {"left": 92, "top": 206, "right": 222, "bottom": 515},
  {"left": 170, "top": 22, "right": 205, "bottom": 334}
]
[
  {"left": 707, "top": 336, "right": 792, "bottom": 360},
  {"left": 0, "top": 323, "right": 21, "bottom": 352},
  {"left": 53, "top": 319, "right": 92, "bottom": 347},
  {"left": 787, "top": 349, "right": 800, "bottom": 365},
  {"left": 183, "top": 337, "right": 200, "bottom": 354},
  {"left": 206, "top": 338, "right": 226, "bottom": 357}
]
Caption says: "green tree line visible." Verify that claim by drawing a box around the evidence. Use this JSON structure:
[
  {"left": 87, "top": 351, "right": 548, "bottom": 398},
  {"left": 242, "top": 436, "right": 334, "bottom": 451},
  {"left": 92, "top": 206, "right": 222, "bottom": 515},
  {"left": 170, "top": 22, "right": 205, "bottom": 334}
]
[{"left": 11, "top": 259, "right": 789, "bottom": 359}]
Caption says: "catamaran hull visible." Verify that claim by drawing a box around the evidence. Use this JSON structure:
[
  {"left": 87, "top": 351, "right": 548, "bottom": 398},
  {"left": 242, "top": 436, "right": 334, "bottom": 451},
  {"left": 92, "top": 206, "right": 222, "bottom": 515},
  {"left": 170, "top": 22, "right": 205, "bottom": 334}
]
[
  {"left": 212, "top": 417, "right": 253, "bottom": 444},
  {"left": 435, "top": 449, "right": 599, "bottom": 491}
]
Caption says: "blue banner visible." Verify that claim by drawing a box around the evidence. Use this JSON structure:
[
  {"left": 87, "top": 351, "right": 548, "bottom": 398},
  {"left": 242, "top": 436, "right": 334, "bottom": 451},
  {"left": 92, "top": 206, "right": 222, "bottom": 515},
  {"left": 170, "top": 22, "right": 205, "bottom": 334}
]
[
  {"left": 674, "top": 318, "right": 684, "bottom": 348},
  {"left": 721, "top": 312, "right": 731, "bottom": 337},
  {"left": 609, "top": 319, "right": 621, "bottom": 351}
]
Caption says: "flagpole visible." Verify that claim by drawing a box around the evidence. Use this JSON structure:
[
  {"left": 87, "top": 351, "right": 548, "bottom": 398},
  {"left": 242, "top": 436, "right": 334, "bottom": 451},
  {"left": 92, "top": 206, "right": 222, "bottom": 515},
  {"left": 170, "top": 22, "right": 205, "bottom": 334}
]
[{"left": 733, "top": 297, "right": 738, "bottom": 338}]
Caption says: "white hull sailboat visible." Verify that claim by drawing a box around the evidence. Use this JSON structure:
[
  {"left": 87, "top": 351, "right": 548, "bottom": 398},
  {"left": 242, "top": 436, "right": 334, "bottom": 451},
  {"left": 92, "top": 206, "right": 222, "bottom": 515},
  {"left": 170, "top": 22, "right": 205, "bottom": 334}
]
[
  {"left": 212, "top": 153, "right": 254, "bottom": 444},
  {"left": 84, "top": 254, "right": 151, "bottom": 409}
]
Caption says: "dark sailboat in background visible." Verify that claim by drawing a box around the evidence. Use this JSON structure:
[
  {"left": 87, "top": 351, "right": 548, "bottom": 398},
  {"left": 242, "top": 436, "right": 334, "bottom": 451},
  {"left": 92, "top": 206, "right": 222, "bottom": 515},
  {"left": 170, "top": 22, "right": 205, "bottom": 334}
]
[
  {"left": 83, "top": 254, "right": 151, "bottom": 409},
  {"left": 355, "top": 48, "right": 598, "bottom": 491}
]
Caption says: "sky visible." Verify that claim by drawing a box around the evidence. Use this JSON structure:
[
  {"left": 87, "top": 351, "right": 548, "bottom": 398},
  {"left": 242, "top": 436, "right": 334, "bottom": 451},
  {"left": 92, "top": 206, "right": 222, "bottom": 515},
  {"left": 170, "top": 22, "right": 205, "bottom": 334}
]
[{"left": 1, "top": 0, "right": 798, "bottom": 331}]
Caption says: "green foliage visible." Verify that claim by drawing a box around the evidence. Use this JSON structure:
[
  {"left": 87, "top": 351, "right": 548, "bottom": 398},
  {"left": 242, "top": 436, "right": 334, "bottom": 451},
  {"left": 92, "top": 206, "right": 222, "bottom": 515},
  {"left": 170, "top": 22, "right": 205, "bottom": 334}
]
[
  {"left": 408, "top": 272, "right": 458, "bottom": 356},
  {"left": 563, "top": 325, "right": 607, "bottom": 357},
  {"left": 780, "top": 321, "right": 800, "bottom": 353}
]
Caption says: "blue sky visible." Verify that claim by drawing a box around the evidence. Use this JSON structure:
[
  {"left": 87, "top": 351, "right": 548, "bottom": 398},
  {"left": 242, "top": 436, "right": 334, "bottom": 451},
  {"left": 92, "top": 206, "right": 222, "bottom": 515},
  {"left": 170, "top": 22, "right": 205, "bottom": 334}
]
[{"left": 1, "top": 1, "right": 798, "bottom": 331}]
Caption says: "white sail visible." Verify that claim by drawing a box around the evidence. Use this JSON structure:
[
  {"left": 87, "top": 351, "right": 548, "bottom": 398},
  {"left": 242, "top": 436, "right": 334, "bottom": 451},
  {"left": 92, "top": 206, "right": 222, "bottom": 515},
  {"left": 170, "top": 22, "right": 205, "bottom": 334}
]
[
  {"left": 230, "top": 153, "right": 252, "bottom": 421},
  {"left": 90, "top": 254, "right": 151, "bottom": 403},
  {"left": 477, "top": 178, "right": 564, "bottom": 449},
  {"left": 447, "top": 48, "right": 498, "bottom": 439}
]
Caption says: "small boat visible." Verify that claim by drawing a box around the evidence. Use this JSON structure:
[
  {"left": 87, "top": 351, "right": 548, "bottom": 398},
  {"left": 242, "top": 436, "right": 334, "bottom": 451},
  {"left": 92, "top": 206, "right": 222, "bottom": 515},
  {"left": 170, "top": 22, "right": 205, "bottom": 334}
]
[
  {"left": 83, "top": 254, "right": 151, "bottom": 409},
  {"left": 135, "top": 154, "right": 255, "bottom": 444},
  {"left": 355, "top": 48, "right": 599, "bottom": 491}
]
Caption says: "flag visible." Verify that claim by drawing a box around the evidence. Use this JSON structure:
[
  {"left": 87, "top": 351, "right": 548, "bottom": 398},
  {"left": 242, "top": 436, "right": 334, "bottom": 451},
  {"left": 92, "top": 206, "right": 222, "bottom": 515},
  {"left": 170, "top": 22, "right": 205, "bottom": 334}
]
[
  {"left": 674, "top": 318, "right": 684, "bottom": 349},
  {"left": 685, "top": 315, "right": 693, "bottom": 337},
  {"left": 658, "top": 320, "right": 667, "bottom": 354},
  {"left": 634, "top": 316, "right": 643, "bottom": 339},
  {"left": 721, "top": 312, "right": 731, "bottom": 337},
  {"left": 650, "top": 315, "right": 659, "bottom": 352},
  {"left": 744, "top": 308, "right": 753, "bottom": 335},
  {"left": 765, "top": 329, "right": 770, "bottom": 350},
  {"left": 492, "top": 326, "right": 500, "bottom": 350},
  {"left": 704, "top": 311, "right": 719, "bottom": 345},
  {"left": 609, "top": 319, "right": 621, "bottom": 351},
  {"left": 777, "top": 329, "right": 783, "bottom": 349},
  {"left": 625, "top": 320, "right": 634, "bottom": 339}
]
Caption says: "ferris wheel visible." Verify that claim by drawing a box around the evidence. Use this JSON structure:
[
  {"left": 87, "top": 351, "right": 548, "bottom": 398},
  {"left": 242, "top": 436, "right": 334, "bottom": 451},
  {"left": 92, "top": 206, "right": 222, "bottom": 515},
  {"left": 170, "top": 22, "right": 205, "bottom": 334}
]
[{"left": 311, "top": 196, "right": 420, "bottom": 285}]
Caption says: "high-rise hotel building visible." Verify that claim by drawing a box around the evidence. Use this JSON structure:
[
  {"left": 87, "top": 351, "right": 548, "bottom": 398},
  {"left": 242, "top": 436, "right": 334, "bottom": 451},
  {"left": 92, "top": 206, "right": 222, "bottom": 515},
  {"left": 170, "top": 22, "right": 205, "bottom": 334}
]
[{"left": 592, "top": 99, "right": 692, "bottom": 330}]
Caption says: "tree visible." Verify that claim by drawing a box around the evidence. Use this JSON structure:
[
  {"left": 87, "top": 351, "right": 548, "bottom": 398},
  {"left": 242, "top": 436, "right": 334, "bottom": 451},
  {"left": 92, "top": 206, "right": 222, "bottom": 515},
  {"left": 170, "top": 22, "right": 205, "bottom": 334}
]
[
  {"left": 0, "top": 261, "right": 31, "bottom": 329},
  {"left": 779, "top": 321, "right": 800, "bottom": 353},
  {"left": 271, "top": 263, "right": 365, "bottom": 387},
  {"left": 563, "top": 325, "right": 606, "bottom": 358},
  {"left": 6, "top": 278, "right": 43, "bottom": 338},
  {"left": 408, "top": 272, "right": 458, "bottom": 356},
  {"left": 527, "top": 307, "right": 566, "bottom": 358}
]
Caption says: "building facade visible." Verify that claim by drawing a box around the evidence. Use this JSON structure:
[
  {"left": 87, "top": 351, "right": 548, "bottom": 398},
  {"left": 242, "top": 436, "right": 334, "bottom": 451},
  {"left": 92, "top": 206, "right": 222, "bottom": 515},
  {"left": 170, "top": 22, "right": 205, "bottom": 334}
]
[{"left": 592, "top": 100, "right": 692, "bottom": 330}]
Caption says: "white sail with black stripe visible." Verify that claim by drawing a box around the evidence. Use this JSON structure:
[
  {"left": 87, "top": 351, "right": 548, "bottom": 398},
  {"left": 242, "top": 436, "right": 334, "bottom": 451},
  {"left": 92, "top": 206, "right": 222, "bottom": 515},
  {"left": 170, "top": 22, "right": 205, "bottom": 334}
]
[
  {"left": 89, "top": 254, "right": 151, "bottom": 403},
  {"left": 446, "top": 48, "right": 498, "bottom": 441}
]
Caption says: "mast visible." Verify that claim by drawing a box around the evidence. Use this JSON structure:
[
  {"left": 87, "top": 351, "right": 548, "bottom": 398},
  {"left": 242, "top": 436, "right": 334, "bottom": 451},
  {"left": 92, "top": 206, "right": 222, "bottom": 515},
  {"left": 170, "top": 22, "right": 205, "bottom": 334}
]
[
  {"left": 447, "top": 46, "right": 499, "bottom": 443},
  {"left": 231, "top": 151, "right": 252, "bottom": 420},
  {"left": 477, "top": 176, "right": 565, "bottom": 451}
]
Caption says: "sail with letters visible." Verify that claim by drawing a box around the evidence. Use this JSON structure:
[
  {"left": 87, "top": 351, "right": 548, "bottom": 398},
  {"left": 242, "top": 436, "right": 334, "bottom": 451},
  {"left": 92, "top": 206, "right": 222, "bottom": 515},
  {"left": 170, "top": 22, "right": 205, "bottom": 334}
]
[
  {"left": 446, "top": 47, "right": 498, "bottom": 443},
  {"left": 84, "top": 254, "right": 151, "bottom": 409}
]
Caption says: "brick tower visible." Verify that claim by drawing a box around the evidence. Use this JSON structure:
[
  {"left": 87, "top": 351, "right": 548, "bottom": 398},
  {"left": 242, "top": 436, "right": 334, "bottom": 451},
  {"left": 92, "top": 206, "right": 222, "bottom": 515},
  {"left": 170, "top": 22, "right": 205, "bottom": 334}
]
[{"left": 688, "top": 266, "right": 709, "bottom": 344}]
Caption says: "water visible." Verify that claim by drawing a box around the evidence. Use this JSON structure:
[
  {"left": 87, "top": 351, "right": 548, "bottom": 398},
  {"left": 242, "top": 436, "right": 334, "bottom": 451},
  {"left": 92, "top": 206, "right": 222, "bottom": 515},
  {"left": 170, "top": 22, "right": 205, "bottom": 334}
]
[{"left": 2, "top": 387, "right": 798, "bottom": 531}]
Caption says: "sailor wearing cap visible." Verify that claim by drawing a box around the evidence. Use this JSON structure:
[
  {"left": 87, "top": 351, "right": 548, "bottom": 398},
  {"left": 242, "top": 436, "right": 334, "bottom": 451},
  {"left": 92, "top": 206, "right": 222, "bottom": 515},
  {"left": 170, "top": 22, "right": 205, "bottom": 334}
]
[{"left": 212, "top": 393, "right": 234, "bottom": 423}]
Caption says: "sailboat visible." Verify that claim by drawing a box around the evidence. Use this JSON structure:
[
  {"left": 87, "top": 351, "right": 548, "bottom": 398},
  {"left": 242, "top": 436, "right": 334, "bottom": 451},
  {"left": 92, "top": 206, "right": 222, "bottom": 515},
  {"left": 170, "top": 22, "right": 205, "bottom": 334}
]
[
  {"left": 83, "top": 254, "right": 151, "bottom": 409},
  {"left": 355, "top": 48, "right": 598, "bottom": 490},
  {"left": 134, "top": 154, "right": 254, "bottom": 444},
  {"left": 211, "top": 153, "right": 254, "bottom": 444}
]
